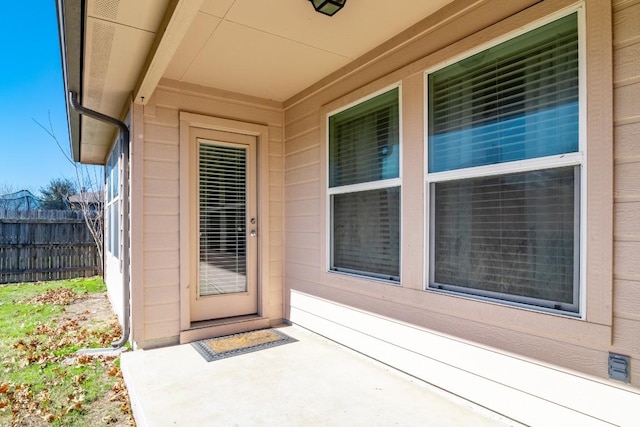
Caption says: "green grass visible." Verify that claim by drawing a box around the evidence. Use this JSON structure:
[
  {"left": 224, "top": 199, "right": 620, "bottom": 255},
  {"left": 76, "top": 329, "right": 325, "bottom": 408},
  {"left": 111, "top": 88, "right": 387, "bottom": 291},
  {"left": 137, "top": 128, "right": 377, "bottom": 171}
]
[
  {"left": 0, "top": 277, "right": 105, "bottom": 339},
  {"left": 0, "top": 277, "right": 127, "bottom": 426}
]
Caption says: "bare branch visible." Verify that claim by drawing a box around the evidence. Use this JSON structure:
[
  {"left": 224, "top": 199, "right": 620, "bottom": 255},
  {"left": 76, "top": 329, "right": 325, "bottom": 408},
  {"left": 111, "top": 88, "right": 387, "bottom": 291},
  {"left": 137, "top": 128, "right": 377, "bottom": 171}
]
[
  {"left": 32, "top": 114, "right": 75, "bottom": 166},
  {"left": 34, "top": 113, "right": 104, "bottom": 274}
]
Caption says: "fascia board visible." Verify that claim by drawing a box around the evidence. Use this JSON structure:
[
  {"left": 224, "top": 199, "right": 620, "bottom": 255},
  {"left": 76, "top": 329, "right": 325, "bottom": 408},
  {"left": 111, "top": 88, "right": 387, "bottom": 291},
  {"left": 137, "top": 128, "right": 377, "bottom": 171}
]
[{"left": 56, "top": 0, "right": 84, "bottom": 162}]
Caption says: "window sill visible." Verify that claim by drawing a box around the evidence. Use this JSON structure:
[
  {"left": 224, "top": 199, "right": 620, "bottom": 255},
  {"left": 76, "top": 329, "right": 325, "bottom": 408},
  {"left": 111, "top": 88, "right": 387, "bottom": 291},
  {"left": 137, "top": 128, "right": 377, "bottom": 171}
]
[
  {"left": 421, "top": 286, "right": 612, "bottom": 349},
  {"left": 328, "top": 269, "right": 401, "bottom": 287},
  {"left": 428, "top": 285, "right": 582, "bottom": 319}
]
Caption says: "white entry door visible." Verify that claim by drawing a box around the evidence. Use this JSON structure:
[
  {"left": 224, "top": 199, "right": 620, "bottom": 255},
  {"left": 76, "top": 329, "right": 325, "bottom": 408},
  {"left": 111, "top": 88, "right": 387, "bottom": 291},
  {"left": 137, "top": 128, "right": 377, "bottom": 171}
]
[{"left": 190, "top": 129, "right": 258, "bottom": 322}]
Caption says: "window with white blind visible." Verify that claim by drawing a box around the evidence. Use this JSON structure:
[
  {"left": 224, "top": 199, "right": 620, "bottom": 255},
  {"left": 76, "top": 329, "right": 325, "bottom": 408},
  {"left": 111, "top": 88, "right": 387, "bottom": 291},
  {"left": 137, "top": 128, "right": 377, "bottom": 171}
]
[
  {"left": 426, "top": 12, "right": 582, "bottom": 313},
  {"left": 105, "top": 143, "right": 120, "bottom": 258},
  {"left": 328, "top": 87, "right": 401, "bottom": 282}
]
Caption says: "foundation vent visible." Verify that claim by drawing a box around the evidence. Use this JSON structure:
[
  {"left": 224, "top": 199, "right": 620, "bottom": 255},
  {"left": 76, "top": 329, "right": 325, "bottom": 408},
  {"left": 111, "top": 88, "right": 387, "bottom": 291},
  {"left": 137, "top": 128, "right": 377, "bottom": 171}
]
[{"left": 608, "top": 353, "right": 630, "bottom": 383}]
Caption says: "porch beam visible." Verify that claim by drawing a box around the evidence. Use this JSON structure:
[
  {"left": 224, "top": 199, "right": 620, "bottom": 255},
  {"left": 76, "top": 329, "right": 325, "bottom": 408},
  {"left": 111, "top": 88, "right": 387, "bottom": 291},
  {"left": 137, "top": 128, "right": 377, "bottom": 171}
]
[{"left": 133, "top": 0, "right": 204, "bottom": 105}]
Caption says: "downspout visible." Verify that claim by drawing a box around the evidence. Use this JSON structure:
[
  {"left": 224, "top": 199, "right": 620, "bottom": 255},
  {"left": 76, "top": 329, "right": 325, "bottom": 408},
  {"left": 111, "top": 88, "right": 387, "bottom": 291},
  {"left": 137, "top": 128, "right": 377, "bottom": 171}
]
[{"left": 68, "top": 91, "right": 130, "bottom": 349}]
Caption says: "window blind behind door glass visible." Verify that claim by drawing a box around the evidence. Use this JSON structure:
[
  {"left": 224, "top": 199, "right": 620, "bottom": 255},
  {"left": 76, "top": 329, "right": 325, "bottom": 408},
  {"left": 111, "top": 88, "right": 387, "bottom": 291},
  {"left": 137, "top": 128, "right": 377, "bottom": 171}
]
[
  {"left": 428, "top": 13, "right": 579, "bottom": 173},
  {"left": 199, "top": 143, "right": 247, "bottom": 296}
]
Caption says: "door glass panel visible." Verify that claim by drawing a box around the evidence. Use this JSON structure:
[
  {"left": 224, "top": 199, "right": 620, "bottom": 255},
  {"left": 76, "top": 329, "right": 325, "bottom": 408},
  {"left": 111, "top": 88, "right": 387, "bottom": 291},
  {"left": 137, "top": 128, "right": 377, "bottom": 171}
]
[{"left": 198, "top": 142, "right": 247, "bottom": 296}]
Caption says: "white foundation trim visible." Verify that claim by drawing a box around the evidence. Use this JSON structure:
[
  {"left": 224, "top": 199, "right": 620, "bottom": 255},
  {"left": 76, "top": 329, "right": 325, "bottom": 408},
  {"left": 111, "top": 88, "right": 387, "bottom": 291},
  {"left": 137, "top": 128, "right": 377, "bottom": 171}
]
[{"left": 289, "top": 290, "right": 639, "bottom": 426}]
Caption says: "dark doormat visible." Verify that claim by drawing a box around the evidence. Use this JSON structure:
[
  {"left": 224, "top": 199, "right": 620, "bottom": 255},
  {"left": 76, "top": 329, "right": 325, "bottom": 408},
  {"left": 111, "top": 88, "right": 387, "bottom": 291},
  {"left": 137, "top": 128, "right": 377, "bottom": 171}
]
[{"left": 192, "top": 329, "right": 297, "bottom": 362}]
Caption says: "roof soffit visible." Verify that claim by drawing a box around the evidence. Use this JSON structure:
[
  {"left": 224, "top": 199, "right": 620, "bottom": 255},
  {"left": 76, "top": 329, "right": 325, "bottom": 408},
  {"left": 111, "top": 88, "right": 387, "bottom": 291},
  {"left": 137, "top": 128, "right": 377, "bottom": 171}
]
[
  {"left": 78, "top": 0, "right": 170, "bottom": 163},
  {"left": 69, "top": 0, "right": 457, "bottom": 162}
]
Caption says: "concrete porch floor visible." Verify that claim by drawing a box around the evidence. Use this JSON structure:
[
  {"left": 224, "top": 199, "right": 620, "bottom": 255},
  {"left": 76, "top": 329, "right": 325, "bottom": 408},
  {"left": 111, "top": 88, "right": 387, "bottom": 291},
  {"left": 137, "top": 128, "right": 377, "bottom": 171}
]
[{"left": 121, "top": 325, "right": 522, "bottom": 427}]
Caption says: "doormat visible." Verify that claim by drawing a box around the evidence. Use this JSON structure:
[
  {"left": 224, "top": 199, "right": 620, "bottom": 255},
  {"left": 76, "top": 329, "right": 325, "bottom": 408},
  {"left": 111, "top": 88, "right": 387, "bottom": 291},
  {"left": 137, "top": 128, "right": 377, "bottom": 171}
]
[{"left": 192, "top": 329, "right": 296, "bottom": 362}]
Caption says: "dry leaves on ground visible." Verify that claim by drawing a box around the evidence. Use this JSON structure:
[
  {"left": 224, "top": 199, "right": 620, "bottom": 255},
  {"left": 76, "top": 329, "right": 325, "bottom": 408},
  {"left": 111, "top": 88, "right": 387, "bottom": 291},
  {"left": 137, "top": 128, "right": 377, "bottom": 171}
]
[
  {"left": 18, "top": 288, "right": 85, "bottom": 306},
  {"left": 1, "top": 286, "right": 135, "bottom": 426}
]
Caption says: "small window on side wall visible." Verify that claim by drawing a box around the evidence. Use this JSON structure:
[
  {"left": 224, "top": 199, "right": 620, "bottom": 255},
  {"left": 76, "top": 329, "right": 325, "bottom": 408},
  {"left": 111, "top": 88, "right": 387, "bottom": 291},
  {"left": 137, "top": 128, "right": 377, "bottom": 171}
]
[
  {"left": 328, "top": 87, "right": 401, "bottom": 282},
  {"left": 106, "top": 144, "right": 120, "bottom": 259},
  {"left": 426, "top": 12, "right": 582, "bottom": 314}
]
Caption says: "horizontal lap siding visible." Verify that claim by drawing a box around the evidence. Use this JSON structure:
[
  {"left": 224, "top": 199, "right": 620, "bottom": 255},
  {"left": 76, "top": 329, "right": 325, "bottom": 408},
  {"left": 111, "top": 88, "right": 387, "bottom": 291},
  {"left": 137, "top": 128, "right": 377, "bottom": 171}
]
[
  {"left": 284, "top": 110, "right": 323, "bottom": 322},
  {"left": 138, "top": 82, "right": 284, "bottom": 345},
  {"left": 283, "top": 0, "right": 640, "bottom": 391},
  {"left": 269, "top": 133, "right": 284, "bottom": 318},
  {"left": 142, "top": 106, "right": 180, "bottom": 342},
  {"left": 612, "top": 0, "right": 640, "bottom": 376}
]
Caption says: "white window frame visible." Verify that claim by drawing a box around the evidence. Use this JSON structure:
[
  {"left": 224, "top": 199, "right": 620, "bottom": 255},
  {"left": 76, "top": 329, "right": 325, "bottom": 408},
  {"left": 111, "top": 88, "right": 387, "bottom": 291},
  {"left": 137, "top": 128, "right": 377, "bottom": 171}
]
[
  {"left": 326, "top": 84, "right": 404, "bottom": 283},
  {"left": 424, "top": 6, "right": 587, "bottom": 316},
  {"left": 105, "top": 142, "right": 121, "bottom": 259}
]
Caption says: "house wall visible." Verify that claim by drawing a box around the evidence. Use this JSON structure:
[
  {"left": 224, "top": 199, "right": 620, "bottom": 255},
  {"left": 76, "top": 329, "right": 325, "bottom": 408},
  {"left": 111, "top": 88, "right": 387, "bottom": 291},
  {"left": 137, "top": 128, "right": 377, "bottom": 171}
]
[
  {"left": 282, "top": 0, "right": 639, "bottom": 414},
  {"left": 612, "top": 0, "right": 640, "bottom": 372},
  {"left": 131, "top": 80, "right": 284, "bottom": 348},
  {"left": 104, "top": 250, "right": 123, "bottom": 321}
]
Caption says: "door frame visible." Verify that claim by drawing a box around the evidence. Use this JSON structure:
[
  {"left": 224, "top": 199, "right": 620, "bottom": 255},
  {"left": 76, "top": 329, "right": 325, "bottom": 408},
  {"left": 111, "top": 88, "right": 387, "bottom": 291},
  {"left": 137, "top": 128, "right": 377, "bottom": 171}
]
[
  {"left": 191, "top": 130, "right": 258, "bottom": 321},
  {"left": 179, "top": 113, "right": 271, "bottom": 330}
]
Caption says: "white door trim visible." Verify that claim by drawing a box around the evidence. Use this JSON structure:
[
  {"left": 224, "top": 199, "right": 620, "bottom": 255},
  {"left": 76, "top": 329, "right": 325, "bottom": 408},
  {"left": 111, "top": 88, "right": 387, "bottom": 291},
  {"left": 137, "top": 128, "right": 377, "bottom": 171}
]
[
  {"left": 179, "top": 113, "right": 271, "bottom": 330},
  {"left": 191, "top": 130, "right": 258, "bottom": 321}
]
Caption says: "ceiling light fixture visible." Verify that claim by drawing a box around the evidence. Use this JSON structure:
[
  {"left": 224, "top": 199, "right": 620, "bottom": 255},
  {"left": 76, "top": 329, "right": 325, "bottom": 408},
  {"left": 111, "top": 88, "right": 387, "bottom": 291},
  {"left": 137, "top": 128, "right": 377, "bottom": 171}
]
[{"left": 309, "top": 0, "right": 346, "bottom": 17}]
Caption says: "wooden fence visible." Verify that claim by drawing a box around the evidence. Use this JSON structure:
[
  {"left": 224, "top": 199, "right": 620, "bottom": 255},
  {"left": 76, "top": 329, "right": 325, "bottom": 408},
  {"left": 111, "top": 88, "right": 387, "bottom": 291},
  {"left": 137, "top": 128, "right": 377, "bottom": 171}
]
[{"left": 0, "top": 209, "right": 100, "bottom": 284}]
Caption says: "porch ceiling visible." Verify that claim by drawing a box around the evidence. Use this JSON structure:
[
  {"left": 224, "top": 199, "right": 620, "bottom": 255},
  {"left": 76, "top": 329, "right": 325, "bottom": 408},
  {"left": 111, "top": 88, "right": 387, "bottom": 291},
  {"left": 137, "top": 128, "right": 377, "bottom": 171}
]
[
  {"left": 161, "top": 0, "right": 454, "bottom": 102},
  {"left": 60, "top": 0, "right": 454, "bottom": 163}
]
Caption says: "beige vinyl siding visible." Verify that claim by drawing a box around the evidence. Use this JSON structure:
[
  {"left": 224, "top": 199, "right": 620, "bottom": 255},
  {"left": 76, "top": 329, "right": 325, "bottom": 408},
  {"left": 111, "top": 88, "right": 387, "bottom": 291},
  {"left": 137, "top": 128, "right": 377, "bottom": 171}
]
[
  {"left": 130, "top": 102, "right": 144, "bottom": 346},
  {"left": 140, "top": 100, "right": 180, "bottom": 345},
  {"left": 284, "top": 113, "right": 322, "bottom": 299},
  {"left": 612, "top": 0, "right": 640, "bottom": 381},
  {"left": 282, "top": 0, "right": 636, "bottom": 388},
  {"left": 268, "top": 130, "right": 285, "bottom": 318},
  {"left": 136, "top": 80, "right": 284, "bottom": 348}
]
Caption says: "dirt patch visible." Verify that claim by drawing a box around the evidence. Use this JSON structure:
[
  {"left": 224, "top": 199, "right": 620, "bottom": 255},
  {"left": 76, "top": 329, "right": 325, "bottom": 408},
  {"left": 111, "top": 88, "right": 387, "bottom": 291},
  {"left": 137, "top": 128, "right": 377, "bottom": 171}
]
[
  {"left": 1, "top": 286, "right": 135, "bottom": 426},
  {"left": 63, "top": 293, "right": 118, "bottom": 328},
  {"left": 62, "top": 293, "right": 134, "bottom": 427},
  {"left": 81, "top": 362, "right": 133, "bottom": 427}
]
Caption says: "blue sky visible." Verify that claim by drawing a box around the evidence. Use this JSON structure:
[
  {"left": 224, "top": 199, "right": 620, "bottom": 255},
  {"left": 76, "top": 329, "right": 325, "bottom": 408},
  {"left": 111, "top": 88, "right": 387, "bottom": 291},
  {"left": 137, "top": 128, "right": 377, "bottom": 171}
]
[{"left": 0, "top": 3, "right": 92, "bottom": 194}]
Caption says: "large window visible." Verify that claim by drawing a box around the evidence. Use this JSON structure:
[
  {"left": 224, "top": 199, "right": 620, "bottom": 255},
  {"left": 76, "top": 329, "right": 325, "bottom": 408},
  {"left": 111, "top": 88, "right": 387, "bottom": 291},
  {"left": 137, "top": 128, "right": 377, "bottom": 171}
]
[
  {"left": 328, "top": 87, "right": 401, "bottom": 282},
  {"left": 426, "top": 13, "right": 582, "bottom": 313}
]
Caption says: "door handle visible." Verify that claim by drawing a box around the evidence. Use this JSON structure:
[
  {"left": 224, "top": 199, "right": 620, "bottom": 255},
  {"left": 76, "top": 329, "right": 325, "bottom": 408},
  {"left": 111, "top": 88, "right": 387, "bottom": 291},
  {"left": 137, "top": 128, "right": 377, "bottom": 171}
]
[{"left": 250, "top": 230, "right": 257, "bottom": 237}]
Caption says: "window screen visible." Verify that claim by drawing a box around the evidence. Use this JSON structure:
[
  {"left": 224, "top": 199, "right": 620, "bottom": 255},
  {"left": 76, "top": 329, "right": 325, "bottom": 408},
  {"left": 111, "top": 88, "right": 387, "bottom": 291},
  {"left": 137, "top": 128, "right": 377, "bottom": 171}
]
[
  {"left": 332, "top": 187, "right": 400, "bottom": 281},
  {"left": 329, "top": 88, "right": 401, "bottom": 282},
  {"left": 432, "top": 167, "right": 578, "bottom": 308},
  {"left": 428, "top": 14, "right": 579, "bottom": 173},
  {"left": 427, "top": 13, "right": 581, "bottom": 313},
  {"left": 106, "top": 144, "right": 120, "bottom": 258},
  {"left": 330, "top": 88, "right": 399, "bottom": 187}
]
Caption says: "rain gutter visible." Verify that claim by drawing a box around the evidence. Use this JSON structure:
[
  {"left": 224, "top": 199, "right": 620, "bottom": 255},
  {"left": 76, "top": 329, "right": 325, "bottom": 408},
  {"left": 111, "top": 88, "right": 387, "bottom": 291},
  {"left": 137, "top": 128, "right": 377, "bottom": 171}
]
[{"left": 68, "top": 91, "right": 131, "bottom": 349}]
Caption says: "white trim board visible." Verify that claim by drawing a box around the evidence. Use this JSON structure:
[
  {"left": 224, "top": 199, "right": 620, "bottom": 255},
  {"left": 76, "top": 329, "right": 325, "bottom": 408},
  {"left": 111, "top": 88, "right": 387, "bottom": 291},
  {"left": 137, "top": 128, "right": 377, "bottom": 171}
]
[{"left": 288, "top": 290, "right": 639, "bottom": 426}]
